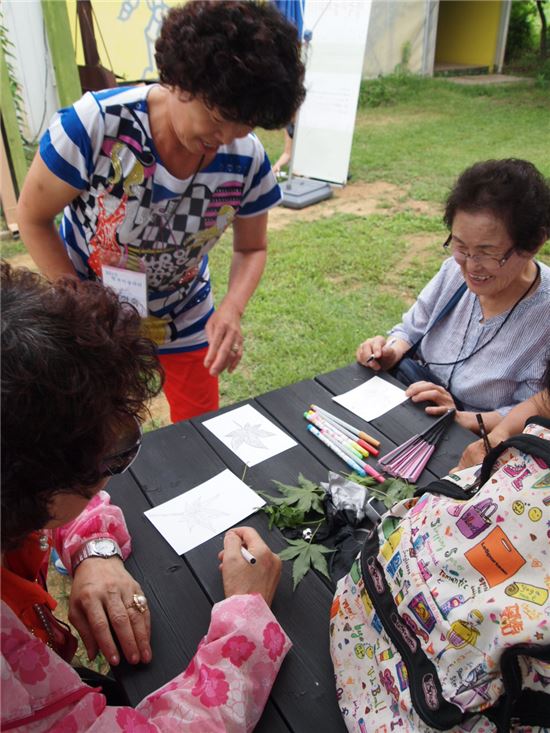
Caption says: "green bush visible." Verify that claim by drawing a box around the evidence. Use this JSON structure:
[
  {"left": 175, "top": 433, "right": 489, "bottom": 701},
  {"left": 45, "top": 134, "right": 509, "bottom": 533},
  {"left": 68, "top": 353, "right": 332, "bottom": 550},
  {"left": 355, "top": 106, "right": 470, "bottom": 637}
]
[
  {"left": 358, "top": 77, "right": 396, "bottom": 108},
  {"left": 506, "top": 0, "right": 538, "bottom": 62}
]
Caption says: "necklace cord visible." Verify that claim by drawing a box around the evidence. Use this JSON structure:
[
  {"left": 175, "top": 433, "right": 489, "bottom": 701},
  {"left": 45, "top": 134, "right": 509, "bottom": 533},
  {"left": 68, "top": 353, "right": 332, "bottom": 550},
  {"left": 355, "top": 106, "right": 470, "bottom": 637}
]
[{"left": 423, "top": 262, "right": 541, "bottom": 376}]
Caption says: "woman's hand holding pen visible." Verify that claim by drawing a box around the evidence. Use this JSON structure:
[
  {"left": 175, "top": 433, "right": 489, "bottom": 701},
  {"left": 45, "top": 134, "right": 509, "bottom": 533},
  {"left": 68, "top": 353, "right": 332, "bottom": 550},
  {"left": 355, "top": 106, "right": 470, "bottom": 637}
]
[
  {"left": 456, "top": 422, "right": 509, "bottom": 469},
  {"left": 218, "top": 527, "right": 282, "bottom": 607},
  {"left": 356, "top": 336, "right": 407, "bottom": 371}
]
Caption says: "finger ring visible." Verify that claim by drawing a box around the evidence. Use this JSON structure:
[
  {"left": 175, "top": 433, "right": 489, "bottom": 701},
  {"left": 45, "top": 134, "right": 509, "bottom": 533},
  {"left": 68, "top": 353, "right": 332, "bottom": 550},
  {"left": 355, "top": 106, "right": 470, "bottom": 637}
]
[
  {"left": 230, "top": 344, "right": 239, "bottom": 354},
  {"left": 127, "top": 593, "right": 148, "bottom": 614}
]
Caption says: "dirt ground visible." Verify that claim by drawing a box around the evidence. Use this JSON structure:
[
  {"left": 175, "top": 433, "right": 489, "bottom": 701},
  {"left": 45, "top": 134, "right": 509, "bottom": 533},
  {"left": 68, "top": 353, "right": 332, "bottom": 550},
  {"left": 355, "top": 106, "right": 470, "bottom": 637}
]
[{"left": 9, "top": 180, "right": 438, "bottom": 429}]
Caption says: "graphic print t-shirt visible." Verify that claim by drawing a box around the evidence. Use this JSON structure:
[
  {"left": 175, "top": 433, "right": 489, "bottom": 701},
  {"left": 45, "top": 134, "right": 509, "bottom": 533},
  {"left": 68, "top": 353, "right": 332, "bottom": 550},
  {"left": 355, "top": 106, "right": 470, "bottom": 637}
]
[{"left": 40, "top": 86, "right": 281, "bottom": 352}]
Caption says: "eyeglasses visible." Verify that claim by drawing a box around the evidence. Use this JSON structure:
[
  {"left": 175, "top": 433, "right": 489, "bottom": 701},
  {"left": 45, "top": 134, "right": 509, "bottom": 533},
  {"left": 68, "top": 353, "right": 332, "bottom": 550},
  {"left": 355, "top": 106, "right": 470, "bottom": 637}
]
[
  {"left": 443, "top": 234, "right": 516, "bottom": 272},
  {"left": 99, "top": 418, "right": 142, "bottom": 478}
]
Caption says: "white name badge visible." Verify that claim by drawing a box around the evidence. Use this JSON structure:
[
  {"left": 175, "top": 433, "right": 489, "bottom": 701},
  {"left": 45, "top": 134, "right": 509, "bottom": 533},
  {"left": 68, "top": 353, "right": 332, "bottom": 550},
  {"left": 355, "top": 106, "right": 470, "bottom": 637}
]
[{"left": 101, "top": 265, "right": 148, "bottom": 318}]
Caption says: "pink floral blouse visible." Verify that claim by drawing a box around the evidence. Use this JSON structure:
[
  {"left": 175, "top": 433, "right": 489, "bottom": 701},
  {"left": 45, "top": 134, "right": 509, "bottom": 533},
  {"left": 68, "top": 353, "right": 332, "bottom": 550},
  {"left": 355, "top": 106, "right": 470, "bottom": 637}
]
[{"left": 1, "top": 492, "right": 291, "bottom": 731}]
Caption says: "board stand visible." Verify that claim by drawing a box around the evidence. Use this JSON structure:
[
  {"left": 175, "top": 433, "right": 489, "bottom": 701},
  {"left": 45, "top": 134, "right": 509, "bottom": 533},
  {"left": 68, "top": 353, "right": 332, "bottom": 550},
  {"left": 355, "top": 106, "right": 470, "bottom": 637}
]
[{"left": 279, "top": 175, "right": 333, "bottom": 209}]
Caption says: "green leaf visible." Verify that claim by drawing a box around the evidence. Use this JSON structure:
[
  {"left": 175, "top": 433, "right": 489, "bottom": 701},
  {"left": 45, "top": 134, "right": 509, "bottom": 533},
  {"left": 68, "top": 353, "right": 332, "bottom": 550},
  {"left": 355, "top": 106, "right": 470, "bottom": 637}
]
[
  {"left": 271, "top": 474, "right": 325, "bottom": 515},
  {"left": 347, "top": 473, "right": 416, "bottom": 509},
  {"left": 278, "top": 543, "right": 307, "bottom": 561},
  {"left": 261, "top": 503, "right": 306, "bottom": 530},
  {"left": 278, "top": 538, "right": 335, "bottom": 589}
]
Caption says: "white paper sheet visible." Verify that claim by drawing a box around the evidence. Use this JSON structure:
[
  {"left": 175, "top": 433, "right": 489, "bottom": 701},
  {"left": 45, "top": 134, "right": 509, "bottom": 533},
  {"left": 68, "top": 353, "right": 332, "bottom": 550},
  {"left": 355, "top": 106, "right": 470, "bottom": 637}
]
[
  {"left": 144, "top": 469, "right": 265, "bottom": 555},
  {"left": 202, "top": 404, "right": 297, "bottom": 467},
  {"left": 332, "top": 376, "right": 408, "bottom": 422}
]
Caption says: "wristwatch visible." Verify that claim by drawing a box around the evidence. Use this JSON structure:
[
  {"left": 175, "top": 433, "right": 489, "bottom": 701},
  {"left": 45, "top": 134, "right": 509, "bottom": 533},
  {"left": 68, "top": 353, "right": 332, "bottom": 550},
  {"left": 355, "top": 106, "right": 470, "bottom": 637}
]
[{"left": 72, "top": 538, "right": 123, "bottom": 573}]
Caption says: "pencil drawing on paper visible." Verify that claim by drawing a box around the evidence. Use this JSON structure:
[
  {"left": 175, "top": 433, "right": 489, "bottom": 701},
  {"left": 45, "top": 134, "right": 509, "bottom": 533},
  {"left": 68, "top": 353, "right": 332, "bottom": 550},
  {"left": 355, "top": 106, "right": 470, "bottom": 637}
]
[
  {"left": 225, "top": 422, "right": 276, "bottom": 451},
  {"left": 152, "top": 493, "right": 230, "bottom": 535}
]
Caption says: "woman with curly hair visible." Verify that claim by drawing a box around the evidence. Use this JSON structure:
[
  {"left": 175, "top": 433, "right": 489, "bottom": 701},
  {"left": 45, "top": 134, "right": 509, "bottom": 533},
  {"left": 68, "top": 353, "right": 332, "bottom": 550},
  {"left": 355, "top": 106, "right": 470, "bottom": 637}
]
[
  {"left": 357, "top": 159, "right": 550, "bottom": 434},
  {"left": 17, "top": 0, "right": 306, "bottom": 423},
  {"left": 1, "top": 263, "right": 288, "bottom": 731}
]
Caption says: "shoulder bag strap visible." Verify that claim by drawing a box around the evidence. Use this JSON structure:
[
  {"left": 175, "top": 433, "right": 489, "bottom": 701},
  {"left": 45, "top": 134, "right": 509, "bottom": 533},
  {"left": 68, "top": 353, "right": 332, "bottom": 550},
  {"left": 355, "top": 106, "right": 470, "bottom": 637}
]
[
  {"left": 406, "top": 282, "right": 467, "bottom": 358},
  {"left": 413, "top": 478, "right": 471, "bottom": 501},
  {"left": 481, "top": 644, "right": 550, "bottom": 733},
  {"left": 479, "top": 430, "right": 550, "bottom": 486},
  {"left": 360, "top": 529, "right": 466, "bottom": 730}
]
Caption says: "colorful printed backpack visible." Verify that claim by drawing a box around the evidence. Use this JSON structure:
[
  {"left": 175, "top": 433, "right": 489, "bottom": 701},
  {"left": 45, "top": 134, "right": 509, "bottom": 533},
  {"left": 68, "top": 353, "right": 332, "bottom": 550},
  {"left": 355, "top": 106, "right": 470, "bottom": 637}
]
[{"left": 330, "top": 418, "right": 550, "bottom": 733}]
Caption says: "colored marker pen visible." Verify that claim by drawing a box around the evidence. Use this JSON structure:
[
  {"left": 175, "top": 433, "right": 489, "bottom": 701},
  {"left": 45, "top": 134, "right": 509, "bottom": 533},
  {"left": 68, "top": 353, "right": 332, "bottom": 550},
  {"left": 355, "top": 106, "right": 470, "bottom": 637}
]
[{"left": 307, "top": 424, "right": 367, "bottom": 477}]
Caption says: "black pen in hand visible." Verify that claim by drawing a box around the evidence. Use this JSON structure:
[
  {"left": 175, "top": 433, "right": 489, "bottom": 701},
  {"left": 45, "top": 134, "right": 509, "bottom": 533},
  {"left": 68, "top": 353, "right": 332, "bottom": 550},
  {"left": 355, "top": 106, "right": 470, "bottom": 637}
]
[
  {"left": 475, "top": 413, "right": 492, "bottom": 455},
  {"left": 365, "top": 337, "right": 398, "bottom": 365}
]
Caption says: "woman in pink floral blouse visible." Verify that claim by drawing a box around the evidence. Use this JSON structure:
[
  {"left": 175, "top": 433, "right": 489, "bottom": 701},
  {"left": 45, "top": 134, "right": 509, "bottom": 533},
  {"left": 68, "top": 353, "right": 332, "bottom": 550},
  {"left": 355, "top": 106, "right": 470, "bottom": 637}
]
[{"left": 0, "top": 263, "right": 290, "bottom": 732}]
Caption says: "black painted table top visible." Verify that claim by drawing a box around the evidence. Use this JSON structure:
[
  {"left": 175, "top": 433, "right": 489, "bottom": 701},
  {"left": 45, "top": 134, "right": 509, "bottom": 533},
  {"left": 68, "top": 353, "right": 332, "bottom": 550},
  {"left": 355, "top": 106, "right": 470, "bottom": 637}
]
[{"left": 106, "top": 364, "right": 474, "bottom": 732}]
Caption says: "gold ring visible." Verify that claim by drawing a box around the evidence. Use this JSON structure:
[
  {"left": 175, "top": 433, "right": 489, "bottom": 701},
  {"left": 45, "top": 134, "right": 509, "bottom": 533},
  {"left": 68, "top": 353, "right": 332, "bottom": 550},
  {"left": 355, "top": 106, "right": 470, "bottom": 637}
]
[
  {"left": 230, "top": 344, "right": 239, "bottom": 354},
  {"left": 127, "top": 593, "right": 148, "bottom": 614}
]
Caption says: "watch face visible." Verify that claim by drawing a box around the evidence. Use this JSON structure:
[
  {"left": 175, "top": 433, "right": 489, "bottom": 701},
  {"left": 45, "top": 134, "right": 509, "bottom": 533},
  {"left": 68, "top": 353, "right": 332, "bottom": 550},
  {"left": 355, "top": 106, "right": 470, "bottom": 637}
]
[{"left": 92, "top": 539, "right": 117, "bottom": 555}]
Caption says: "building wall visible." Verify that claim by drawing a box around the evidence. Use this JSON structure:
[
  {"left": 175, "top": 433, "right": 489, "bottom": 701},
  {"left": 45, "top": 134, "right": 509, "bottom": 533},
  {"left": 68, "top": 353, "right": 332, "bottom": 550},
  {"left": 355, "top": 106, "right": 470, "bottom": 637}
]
[
  {"left": 362, "top": 0, "right": 431, "bottom": 77},
  {"left": 435, "top": 0, "right": 501, "bottom": 68}
]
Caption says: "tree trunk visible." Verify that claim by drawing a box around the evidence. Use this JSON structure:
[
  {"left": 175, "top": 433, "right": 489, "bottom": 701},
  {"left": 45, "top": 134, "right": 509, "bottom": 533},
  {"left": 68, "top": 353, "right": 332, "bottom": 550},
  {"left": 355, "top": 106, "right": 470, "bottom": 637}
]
[{"left": 536, "top": 0, "right": 548, "bottom": 59}]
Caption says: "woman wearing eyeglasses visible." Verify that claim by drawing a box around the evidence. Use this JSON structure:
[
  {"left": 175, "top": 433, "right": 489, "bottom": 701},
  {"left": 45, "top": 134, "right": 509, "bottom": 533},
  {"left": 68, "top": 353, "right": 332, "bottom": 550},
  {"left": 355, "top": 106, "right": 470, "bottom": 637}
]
[
  {"left": 1, "top": 264, "right": 288, "bottom": 731},
  {"left": 356, "top": 159, "right": 550, "bottom": 434}
]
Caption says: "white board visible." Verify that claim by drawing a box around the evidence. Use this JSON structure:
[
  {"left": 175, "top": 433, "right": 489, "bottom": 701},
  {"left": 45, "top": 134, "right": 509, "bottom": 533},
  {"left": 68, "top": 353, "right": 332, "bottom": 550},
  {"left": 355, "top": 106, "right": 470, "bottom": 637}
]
[{"left": 291, "top": 0, "right": 372, "bottom": 185}]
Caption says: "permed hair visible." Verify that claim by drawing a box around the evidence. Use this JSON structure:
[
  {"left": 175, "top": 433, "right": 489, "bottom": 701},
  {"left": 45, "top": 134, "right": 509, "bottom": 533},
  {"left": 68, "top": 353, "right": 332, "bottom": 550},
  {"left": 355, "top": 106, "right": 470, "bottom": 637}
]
[
  {"left": 444, "top": 159, "right": 550, "bottom": 253},
  {"left": 155, "top": 0, "right": 306, "bottom": 129},
  {"left": 1, "top": 263, "right": 163, "bottom": 550}
]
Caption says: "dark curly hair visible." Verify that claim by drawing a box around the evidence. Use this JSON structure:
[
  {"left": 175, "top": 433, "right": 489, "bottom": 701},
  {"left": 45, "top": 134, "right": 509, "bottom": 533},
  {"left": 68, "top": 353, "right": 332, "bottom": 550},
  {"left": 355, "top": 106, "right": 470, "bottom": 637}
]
[
  {"left": 444, "top": 159, "right": 550, "bottom": 253},
  {"left": 155, "top": 0, "right": 306, "bottom": 129},
  {"left": 1, "top": 263, "right": 163, "bottom": 550}
]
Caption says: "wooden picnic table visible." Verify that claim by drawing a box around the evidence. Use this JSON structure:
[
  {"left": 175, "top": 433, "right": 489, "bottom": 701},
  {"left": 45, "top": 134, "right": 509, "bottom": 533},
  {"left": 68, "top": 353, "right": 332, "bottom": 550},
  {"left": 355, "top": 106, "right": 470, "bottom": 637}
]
[{"left": 107, "top": 363, "right": 474, "bottom": 732}]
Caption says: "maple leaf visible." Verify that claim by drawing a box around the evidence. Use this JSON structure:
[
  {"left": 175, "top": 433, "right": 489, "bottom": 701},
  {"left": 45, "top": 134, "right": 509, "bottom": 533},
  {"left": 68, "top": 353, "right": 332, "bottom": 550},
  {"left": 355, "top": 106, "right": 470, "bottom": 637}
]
[
  {"left": 348, "top": 473, "right": 416, "bottom": 509},
  {"left": 261, "top": 503, "right": 306, "bottom": 530},
  {"left": 225, "top": 422, "right": 275, "bottom": 451},
  {"left": 278, "top": 538, "right": 335, "bottom": 589},
  {"left": 270, "top": 473, "right": 325, "bottom": 515}
]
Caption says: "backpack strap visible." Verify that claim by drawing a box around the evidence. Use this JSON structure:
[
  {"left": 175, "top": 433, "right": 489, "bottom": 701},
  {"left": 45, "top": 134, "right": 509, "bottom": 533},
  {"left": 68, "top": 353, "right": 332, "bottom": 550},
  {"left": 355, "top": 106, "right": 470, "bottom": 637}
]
[
  {"left": 414, "top": 479, "right": 471, "bottom": 501},
  {"left": 360, "top": 529, "right": 466, "bottom": 730},
  {"left": 480, "top": 644, "right": 550, "bottom": 732},
  {"left": 406, "top": 282, "right": 467, "bottom": 358},
  {"left": 479, "top": 428, "right": 550, "bottom": 486}
]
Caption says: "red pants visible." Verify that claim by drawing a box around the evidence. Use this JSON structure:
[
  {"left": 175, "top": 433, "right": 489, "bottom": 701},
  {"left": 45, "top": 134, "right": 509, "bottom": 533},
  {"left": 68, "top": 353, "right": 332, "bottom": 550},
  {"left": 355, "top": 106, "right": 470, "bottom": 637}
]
[{"left": 158, "top": 348, "right": 219, "bottom": 423}]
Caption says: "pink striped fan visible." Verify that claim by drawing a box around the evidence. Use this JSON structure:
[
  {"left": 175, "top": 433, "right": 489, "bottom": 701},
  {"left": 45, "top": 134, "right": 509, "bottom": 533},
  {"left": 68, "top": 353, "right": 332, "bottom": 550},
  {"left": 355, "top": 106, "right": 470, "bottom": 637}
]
[{"left": 377, "top": 409, "right": 456, "bottom": 482}]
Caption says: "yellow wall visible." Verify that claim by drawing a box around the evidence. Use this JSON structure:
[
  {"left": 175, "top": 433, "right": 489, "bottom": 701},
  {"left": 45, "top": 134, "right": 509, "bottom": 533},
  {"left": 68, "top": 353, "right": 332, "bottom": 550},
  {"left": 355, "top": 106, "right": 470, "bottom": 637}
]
[
  {"left": 67, "top": 0, "right": 182, "bottom": 83},
  {"left": 435, "top": 0, "right": 502, "bottom": 69}
]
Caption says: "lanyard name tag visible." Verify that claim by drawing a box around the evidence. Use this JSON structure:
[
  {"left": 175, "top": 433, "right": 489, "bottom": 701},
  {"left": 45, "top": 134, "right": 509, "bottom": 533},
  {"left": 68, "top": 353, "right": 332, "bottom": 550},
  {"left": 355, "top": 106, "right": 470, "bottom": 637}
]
[{"left": 102, "top": 265, "right": 148, "bottom": 318}]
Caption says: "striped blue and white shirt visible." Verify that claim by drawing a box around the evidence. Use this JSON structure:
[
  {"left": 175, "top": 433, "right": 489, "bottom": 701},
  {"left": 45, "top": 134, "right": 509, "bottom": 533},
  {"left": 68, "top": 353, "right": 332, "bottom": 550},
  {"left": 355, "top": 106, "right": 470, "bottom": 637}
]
[
  {"left": 390, "top": 258, "right": 550, "bottom": 415},
  {"left": 40, "top": 86, "right": 282, "bottom": 352}
]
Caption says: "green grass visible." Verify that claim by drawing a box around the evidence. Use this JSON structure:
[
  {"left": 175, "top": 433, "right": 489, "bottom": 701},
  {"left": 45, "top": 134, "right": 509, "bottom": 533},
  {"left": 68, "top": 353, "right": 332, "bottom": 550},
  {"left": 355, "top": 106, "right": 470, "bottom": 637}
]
[
  {"left": 0, "top": 236, "right": 25, "bottom": 259},
  {"left": 260, "top": 76, "right": 550, "bottom": 202},
  {"left": 212, "top": 211, "right": 447, "bottom": 405}
]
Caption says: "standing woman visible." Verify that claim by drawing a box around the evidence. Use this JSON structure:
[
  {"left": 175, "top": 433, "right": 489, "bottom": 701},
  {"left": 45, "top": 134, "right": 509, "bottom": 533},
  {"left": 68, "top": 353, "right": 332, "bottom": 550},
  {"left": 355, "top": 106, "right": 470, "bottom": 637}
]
[{"left": 17, "top": 0, "right": 305, "bottom": 423}]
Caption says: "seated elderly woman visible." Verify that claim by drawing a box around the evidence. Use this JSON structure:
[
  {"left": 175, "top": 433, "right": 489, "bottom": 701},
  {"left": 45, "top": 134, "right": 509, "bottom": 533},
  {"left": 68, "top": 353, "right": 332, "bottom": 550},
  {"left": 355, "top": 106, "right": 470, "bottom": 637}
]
[
  {"left": 357, "top": 159, "right": 550, "bottom": 433},
  {"left": 1, "top": 263, "right": 288, "bottom": 731}
]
